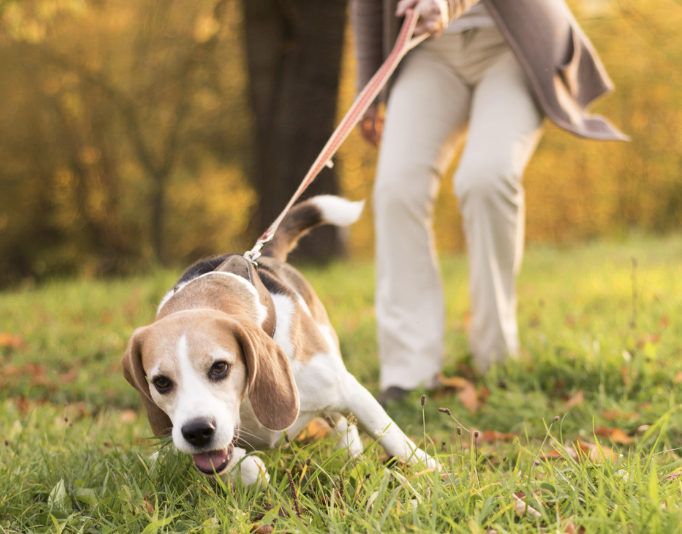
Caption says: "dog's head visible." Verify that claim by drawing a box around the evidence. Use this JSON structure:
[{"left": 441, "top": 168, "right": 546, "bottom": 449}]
[{"left": 121, "top": 308, "right": 299, "bottom": 476}]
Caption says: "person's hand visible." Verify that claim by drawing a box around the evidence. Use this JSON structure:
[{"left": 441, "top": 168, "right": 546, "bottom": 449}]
[
  {"left": 396, "top": 0, "right": 450, "bottom": 37},
  {"left": 359, "top": 103, "right": 384, "bottom": 147}
]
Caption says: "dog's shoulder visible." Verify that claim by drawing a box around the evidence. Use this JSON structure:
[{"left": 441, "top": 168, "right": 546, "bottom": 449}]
[{"left": 257, "top": 257, "right": 330, "bottom": 326}]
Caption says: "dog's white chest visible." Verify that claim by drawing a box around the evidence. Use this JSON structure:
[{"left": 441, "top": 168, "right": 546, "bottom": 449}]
[{"left": 238, "top": 399, "right": 317, "bottom": 449}]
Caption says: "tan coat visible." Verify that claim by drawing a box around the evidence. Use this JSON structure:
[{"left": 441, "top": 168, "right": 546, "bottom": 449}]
[{"left": 351, "top": 0, "right": 627, "bottom": 140}]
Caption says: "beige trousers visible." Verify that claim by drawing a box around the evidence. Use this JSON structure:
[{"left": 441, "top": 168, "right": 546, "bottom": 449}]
[{"left": 374, "top": 26, "right": 544, "bottom": 390}]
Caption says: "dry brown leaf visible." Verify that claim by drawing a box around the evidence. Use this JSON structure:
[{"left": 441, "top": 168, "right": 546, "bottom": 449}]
[
  {"left": 119, "top": 410, "right": 138, "bottom": 423},
  {"left": 1, "top": 365, "right": 23, "bottom": 377},
  {"left": 251, "top": 525, "right": 274, "bottom": 534},
  {"left": 538, "top": 446, "right": 578, "bottom": 462},
  {"left": 437, "top": 373, "right": 470, "bottom": 389},
  {"left": 564, "top": 521, "right": 576, "bottom": 534},
  {"left": 674, "top": 371, "right": 682, "bottom": 384},
  {"left": 459, "top": 382, "right": 480, "bottom": 414},
  {"left": 512, "top": 493, "right": 542, "bottom": 519},
  {"left": 479, "top": 430, "right": 517, "bottom": 443},
  {"left": 65, "top": 402, "right": 88, "bottom": 420},
  {"left": 575, "top": 439, "right": 620, "bottom": 464},
  {"left": 594, "top": 426, "right": 635, "bottom": 444},
  {"left": 143, "top": 494, "right": 154, "bottom": 514},
  {"left": 664, "top": 470, "right": 682, "bottom": 481},
  {"left": 565, "top": 390, "right": 584, "bottom": 409},
  {"left": 59, "top": 369, "right": 78, "bottom": 383},
  {"left": 296, "top": 417, "right": 332, "bottom": 444},
  {"left": 602, "top": 410, "right": 640, "bottom": 421},
  {"left": 15, "top": 396, "right": 31, "bottom": 414},
  {"left": 0, "top": 333, "right": 22, "bottom": 349}
]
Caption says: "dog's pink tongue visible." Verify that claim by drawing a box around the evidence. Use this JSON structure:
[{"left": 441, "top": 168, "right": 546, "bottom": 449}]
[{"left": 192, "top": 449, "right": 228, "bottom": 472}]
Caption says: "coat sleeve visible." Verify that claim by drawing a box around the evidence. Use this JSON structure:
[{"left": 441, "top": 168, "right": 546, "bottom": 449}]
[{"left": 350, "top": 0, "right": 385, "bottom": 93}]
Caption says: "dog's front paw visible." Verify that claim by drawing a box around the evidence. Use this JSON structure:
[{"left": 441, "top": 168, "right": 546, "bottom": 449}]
[{"left": 223, "top": 447, "right": 270, "bottom": 487}]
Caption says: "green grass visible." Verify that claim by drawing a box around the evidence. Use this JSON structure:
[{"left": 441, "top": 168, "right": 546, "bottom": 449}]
[{"left": 3, "top": 234, "right": 682, "bottom": 532}]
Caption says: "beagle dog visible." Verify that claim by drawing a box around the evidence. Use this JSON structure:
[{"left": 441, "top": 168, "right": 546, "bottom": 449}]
[{"left": 122, "top": 196, "right": 435, "bottom": 485}]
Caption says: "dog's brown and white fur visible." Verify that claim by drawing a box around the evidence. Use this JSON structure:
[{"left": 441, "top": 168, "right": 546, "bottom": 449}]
[{"left": 122, "top": 196, "right": 435, "bottom": 485}]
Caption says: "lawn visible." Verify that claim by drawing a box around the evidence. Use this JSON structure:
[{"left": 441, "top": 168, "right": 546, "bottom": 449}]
[{"left": 2, "top": 233, "right": 682, "bottom": 533}]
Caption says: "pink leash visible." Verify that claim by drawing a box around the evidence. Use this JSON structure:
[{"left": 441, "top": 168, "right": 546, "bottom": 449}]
[{"left": 244, "top": 9, "right": 427, "bottom": 263}]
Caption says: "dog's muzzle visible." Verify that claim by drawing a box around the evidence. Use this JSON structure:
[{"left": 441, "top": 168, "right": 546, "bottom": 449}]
[{"left": 190, "top": 426, "right": 239, "bottom": 475}]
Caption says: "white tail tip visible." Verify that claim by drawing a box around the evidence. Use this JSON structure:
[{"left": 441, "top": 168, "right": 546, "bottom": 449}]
[{"left": 311, "top": 195, "right": 365, "bottom": 227}]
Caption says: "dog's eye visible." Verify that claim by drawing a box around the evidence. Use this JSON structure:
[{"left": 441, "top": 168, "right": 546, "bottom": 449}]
[
  {"left": 209, "top": 361, "right": 230, "bottom": 380},
  {"left": 153, "top": 376, "right": 173, "bottom": 393}
]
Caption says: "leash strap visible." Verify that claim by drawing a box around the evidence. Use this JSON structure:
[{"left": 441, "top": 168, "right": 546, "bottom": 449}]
[{"left": 244, "top": 9, "right": 428, "bottom": 264}]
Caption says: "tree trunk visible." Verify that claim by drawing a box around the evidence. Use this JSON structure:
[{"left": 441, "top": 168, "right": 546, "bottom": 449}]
[{"left": 243, "top": 0, "right": 348, "bottom": 263}]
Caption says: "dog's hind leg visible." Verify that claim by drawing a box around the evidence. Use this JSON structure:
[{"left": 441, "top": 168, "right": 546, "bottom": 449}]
[
  {"left": 328, "top": 412, "right": 364, "bottom": 458},
  {"left": 222, "top": 447, "right": 270, "bottom": 487}
]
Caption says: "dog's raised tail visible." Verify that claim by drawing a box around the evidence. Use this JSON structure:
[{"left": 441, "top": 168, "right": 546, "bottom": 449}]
[{"left": 260, "top": 195, "right": 364, "bottom": 262}]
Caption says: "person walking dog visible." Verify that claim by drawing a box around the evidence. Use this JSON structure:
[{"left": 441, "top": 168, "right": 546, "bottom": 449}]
[{"left": 351, "top": 0, "right": 626, "bottom": 405}]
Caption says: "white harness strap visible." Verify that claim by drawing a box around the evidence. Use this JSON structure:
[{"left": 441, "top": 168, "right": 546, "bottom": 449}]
[{"left": 244, "top": 9, "right": 427, "bottom": 263}]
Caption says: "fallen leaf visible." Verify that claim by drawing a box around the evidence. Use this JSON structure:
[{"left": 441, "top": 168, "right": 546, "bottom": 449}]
[
  {"left": 15, "top": 396, "right": 31, "bottom": 414},
  {"left": 119, "top": 410, "right": 138, "bottom": 423},
  {"left": 664, "top": 471, "right": 681, "bottom": 481},
  {"left": 459, "top": 382, "right": 479, "bottom": 414},
  {"left": 1, "top": 365, "right": 22, "bottom": 377},
  {"left": 539, "top": 440, "right": 619, "bottom": 465},
  {"left": 143, "top": 494, "right": 154, "bottom": 514},
  {"left": 296, "top": 417, "right": 332, "bottom": 444},
  {"left": 512, "top": 493, "right": 542, "bottom": 519},
  {"left": 30, "top": 375, "right": 57, "bottom": 391},
  {"left": 26, "top": 362, "right": 46, "bottom": 376},
  {"left": 0, "top": 333, "right": 22, "bottom": 349},
  {"left": 674, "top": 371, "right": 682, "bottom": 384},
  {"left": 594, "top": 426, "right": 635, "bottom": 444},
  {"left": 563, "top": 519, "right": 586, "bottom": 534},
  {"left": 437, "top": 373, "right": 470, "bottom": 389},
  {"left": 538, "top": 446, "right": 578, "bottom": 462},
  {"left": 575, "top": 439, "right": 620, "bottom": 464},
  {"left": 566, "top": 390, "right": 584, "bottom": 409},
  {"left": 478, "top": 430, "right": 517, "bottom": 443},
  {"left": 602, "top": 410, "right": 640, "bottom": 421},
  {"left": 636, "top": 424, "right": 651, "bottom": 435},
  {"left": 660, "top": 316, "right": 670, "bottom": 329},
  {"left": 251, "top": 525, "right": 274, "bottom": 534},
  {"left": 59, "top": 369, "right": 78, "bottom": 383},
  {"left": 65, "top": 402, "right": 87, "bottom": 420}
]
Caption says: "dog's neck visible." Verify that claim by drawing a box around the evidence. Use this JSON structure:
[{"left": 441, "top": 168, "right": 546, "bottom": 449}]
[{"left": 157, "top": 272, "right": 275, "bottom": 335}]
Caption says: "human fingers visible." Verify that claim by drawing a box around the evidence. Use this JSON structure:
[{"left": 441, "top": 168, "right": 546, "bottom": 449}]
[
  {"left": 359, "top": 105, "right": 383, "bottom": 147},
  {"left": 395, "top": 0, "right": 421, "bottom": 17}
]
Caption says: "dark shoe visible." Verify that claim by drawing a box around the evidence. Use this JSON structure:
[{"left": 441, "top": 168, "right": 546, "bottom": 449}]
[{"left": 376, "top": 386, "right": 409, "bottom": 408}]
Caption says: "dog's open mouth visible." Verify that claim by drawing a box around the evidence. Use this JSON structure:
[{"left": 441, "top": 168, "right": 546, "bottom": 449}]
[{"left": 192, "top": 442, "right": 234, "bottom": 475}]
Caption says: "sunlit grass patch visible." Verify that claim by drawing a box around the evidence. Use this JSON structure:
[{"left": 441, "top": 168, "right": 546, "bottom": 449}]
[{"left": 2, "top": 233, "right": 682, "bottom": 532}]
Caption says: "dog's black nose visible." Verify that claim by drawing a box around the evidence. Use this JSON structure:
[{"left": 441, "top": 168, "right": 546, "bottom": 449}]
[{"left": 181, "top": 419, "right": 216, "bottom": 447}]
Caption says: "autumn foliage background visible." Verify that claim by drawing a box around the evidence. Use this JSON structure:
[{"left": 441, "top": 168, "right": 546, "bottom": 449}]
[{"left": 0, "top": 0, "right": 680, "bottom": 287}]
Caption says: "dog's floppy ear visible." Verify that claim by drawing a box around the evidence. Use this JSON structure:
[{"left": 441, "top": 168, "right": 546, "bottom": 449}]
[
  {"left": 224, "top": 317, "right": 299, "bottom": 431},
  {"left": 121, "top": 326, "right": 173, "bottom": 436}
]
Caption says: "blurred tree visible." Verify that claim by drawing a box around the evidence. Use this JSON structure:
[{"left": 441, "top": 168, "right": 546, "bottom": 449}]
[
  {"left": 0, "top": 0, "right": 254, "bottom": 283},
  {"left": 242, "top": 0, "right": 348, "bottom": 262}
]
